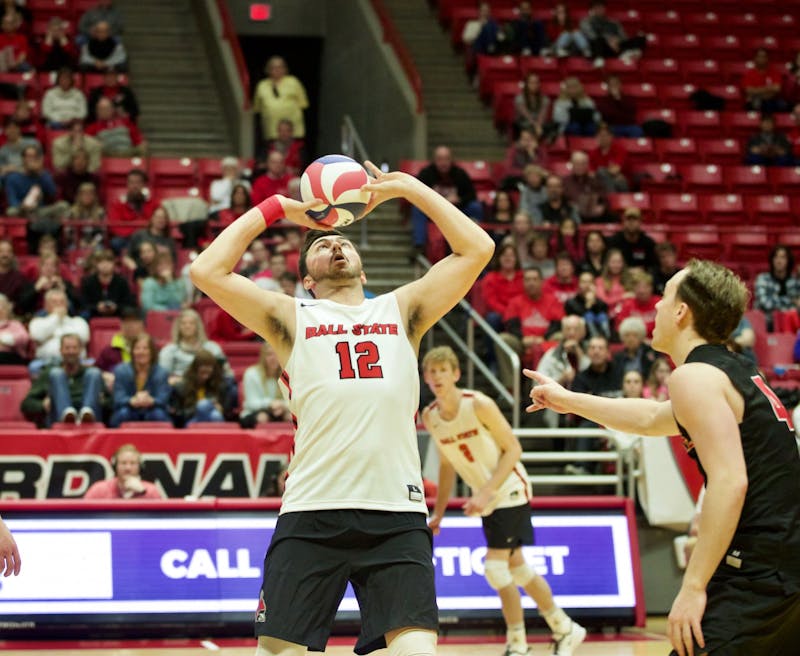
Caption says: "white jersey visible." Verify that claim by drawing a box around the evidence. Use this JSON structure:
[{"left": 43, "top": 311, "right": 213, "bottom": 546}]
[
  {"left": 425, "top": 391, "right": 531, "bottom": 516},
  {"left": 278, "top": 293, "right": 425, "bottom": 514}
]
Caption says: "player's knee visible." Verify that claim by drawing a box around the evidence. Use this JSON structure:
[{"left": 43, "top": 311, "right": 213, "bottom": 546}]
[
  {"left": 255, "top": 635, "right": 306, "bottom": 656},
  {"left": 510, "top": 562, "right": 536, "bottom": 587},
  {"left": 484, "top": 558, "right": 514, "bottom": 590},
  {"left": 386, "top": 628, "right": 437, "bottom": 656}
]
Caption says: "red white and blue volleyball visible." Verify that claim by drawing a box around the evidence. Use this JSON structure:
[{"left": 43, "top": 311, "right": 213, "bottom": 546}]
[{"left": 300, "top": 154, "right": 371, "bottom": 227}]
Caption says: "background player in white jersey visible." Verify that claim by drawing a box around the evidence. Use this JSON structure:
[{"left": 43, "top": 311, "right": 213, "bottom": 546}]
[
  {"left": 0, "top": 516, "right": 20, "bottom": 576},
  {"left": 422, "top": 346, "right": 585, "bottom": 656},
  {"left": 190, "top": 162, "right": 495, "bottom": 656}
]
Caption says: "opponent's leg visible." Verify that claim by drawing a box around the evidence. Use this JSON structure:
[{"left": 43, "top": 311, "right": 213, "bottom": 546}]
[
  {"left": 255, "top": 636, "right": 307, "bottom": 656},
  {"left": 385, "top": 627, "right": 437, "bottom": 656}
]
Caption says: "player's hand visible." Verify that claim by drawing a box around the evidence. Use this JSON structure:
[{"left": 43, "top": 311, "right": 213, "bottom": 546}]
[
  {"left": 668, "top": 583, "right": 706, "bottom": 656},
  {"left": 463, "top": 488, "right": 495, "bottom": 517},
  {"left": 359, "top": 160, "right": 412, "bottom": 215},
  {"left": 274, "top": 195, "right": 333, "bottom": 231},
  {"left": 0, "top": 519, "right": 21, "bottom": 576},
  {"left": 523, "top": 369, "right": 573, "bottom": 414},
  {"left": 427, "top": 513, "right": 443, "bottom": 536}
]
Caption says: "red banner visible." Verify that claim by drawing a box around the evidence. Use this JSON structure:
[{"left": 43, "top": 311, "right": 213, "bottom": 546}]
[{"left": 0, "top": 426, "right": 294, "bottom": 499}]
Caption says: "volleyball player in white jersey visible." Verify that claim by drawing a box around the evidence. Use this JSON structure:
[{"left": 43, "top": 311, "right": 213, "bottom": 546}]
[
  {"left": 190, "top": 162, "right": 495, "bottom": 656},
  {"left": 0, "top": 516, "right": 21, "bottom": 576},
  {"left": 422, "top": 346, "right": 585, "bottom": 656}
]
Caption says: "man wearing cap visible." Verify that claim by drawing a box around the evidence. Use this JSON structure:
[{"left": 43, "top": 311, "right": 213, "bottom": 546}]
[
  {"left": 95, "top": 306, "right": 145, "bottom": 388},
  {"left": 606, "top": 206, "right": 657, "bottom": 270}
]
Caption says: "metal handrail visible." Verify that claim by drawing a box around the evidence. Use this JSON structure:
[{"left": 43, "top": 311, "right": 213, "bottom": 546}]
[
  {"left": 214, "top": 0, "right": 250, "bottom": 110},
  {"left": 340, "top": 115, "right": 372, "bottom": 249}
]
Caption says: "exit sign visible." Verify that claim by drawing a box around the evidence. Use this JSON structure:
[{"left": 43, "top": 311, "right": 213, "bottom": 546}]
[{"left": 249, "top": 3, "right": 271, "bottom": 20}]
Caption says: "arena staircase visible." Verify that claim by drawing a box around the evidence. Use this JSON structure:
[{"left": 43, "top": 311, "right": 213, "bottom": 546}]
[
  {"left": 115, "top": 0, "right": 235, "bottom": 157},
  {"left": 381, "top": 0, "right": 506, "bottom": 161}
]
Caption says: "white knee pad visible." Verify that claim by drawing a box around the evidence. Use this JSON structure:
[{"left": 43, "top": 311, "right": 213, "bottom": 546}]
[
  {"left": 255, "top": 635, "right": 306, "bottom": 656},
  {"left": 386, "top": 628, "right": 437, "bottom": 656},
  {"left": 510, "top": 562, "right": 536, "bottom": 587},
  {"left": 484, "top": 558, "right": 514, "bottom": 590}
]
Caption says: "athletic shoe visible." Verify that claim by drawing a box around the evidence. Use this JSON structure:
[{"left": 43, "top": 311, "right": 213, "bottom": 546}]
[
  {"left": 61, "top": 407, "right": 78, "bottom": 424},
  {"left": 79, "top": 407, "right": 96, "bottom": 425},
  {"left": 552, "top": 621, "right": 586, "bottom": 655},
  {"left": 503, "top": 646, "right": 530, "bottom": 656}
]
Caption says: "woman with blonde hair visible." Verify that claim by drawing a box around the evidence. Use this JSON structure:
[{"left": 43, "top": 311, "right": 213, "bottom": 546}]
[
  {"left": 239, "top": 341, "right": 290, "bottom": 428},
  {"left": 158, "top": 308, "right": 229, "bottom": 385},
  {"left": 551, "top": 76, "right": 600, "bottom": 136},
  {"left": 66, "top": 181, "right": 105, "bottom": 247},
  {"left": 643, "top": 357, "right": 671, "bottom": 402},
  {"left": 594, "top": 247, "right": 630, "bottom": 320}
]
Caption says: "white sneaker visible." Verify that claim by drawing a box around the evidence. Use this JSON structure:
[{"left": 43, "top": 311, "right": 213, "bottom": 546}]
[
  {"left": 503, "top": 646, "right": 530, "bottom": 656},
  {"left": 552, "top": 621, "right": 586, "bottom": 655}
]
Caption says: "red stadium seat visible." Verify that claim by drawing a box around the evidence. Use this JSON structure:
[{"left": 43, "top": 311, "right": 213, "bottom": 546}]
[
  {"left": 150, "top": 157, "right": 198, "bottom": 188},
  {"left": 657, "top": 34, "right": 703, "bottom": 60},
  {"left": 492, "top": 80, "right": 522, "bottom": 130},
  {"left": 705, "top": 84, "right": 743, "bottom": 106},
  {"left": 458, "top": 160, "right": 494, "bottom": 191},
  {"left": 101, "top": 157, "right": 148, "bottom": 188},
  {"left": 681, "top": 60, "right": 722, "bottom": 86},
  {"left": 476, "top": 55, "right": 519, "bottom": 101},
  {"left": 0, "top": 378, "right": 31, "bottom": 422},
  {"left": 702, "top": 35, "right": 743, "bottom": 61},
  {"left": 518, "top": 56, "right": 560, "bottom": 81},
  {"left": 724, "top": 166, "right": 770, "bottom": 195},
  {"left": 607, "top": 192, "right": 651, "bottom": 216},
  {"left": 614, "top": 137, "right": 653, "bottom": 166},
  {"left": 637, "top": 162, "right": 682, "bottom": 192},
  {"left": 88, "top": 317, "right": 121, "bottom": 361},
  {"left": 768, "top": 167, "right": 800, "bottom": 194},
  {"left": 725, "top": 231, "right": 771, "bottom": 265},
  {"left": 0, "top": 365, "right": 28, "bottom": 379},
  {"left": 658, "top": 84, "right": 697, "bottom": 111},
  {"left": 773, "top": 310, "right": 800, "bottom": 334},
  {"left": 677, "top": 111, "right": 721, "bottom": 138},
  {"left": 700, "top": 193, "right": 745, "bottom": 225},
  {"left": 398, "top": 159, "right": 428, "bottom": 178},
  {"left": 681, "top": 11, "right": 722, "bottom": 35},
  {"left": 640, "top": 10, "right": 683, "bottom": 36},
  {"left": 145, "top": 310, "right": 181, "bottom": 345},
  {"left": 720, "top": 13, "right": 761, "bottom": 38},
  {"left": 671, "top": 229, "right": 724, "bottom": 262},
  {"left": 655, "top": 138, "right": 698, "bottom": 164},
  {"left": 651, "top": 192, "right": 700, "bottom": 224},
  {"left": 624, "top": 82, "right": 659, "bottom": 109},
  {"left": 721, "top": 111, "right": 762, "bottom": 139},
  {"left": 698, "top": 138, "right": 743, "bottom": 165},
  {"left": 679, "top": 164, "right": 725, "bottom": 193},
  {"left": 758, "top": 333, "right": 797, "bottom": 370},
  {"left": 639, "top": 59, "right": 682, "bottom": 84},
  {"left": 745, "top": 194, "right": 794, "bottom": 225},
  {"left": 602, "top": 58, "right": 643, "bottom": 82}
]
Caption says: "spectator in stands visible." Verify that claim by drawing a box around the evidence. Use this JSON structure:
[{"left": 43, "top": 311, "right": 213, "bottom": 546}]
[
  {"left": 463, "top": 2, "right": 502, "bottom": 60},
  {"left": 42, "top": 68, "right": 87, "bottom": 129},
  {"left": 578, "top": 229, "right": 606, "bottom": 277},
  {"left": 543, "top": 251, "right": 579, "bottom": 305},
  {"left": 251, "top": 150, "right": 295, "bottom": 204},
  {"left": 78, "top": 0, "right": 123, "bottom": 40},
  {"left": 565, "top": 270, "right": 610, "bottom": 339},
  {"left": 21, "top": 333, "right": 103, "bottom": 426},
  {"left": 578, "top": 0, "right": 645, "bottom": 64},
  {"left": 158, "top": 308, "right": 228, "bottom": 386},
  {"left": 253, "top": 251, "right": 304, "bottom": 296},
  {"left": 95, "top": 306, "right": 144, "bottom": 382},
  {"left": 528, "top": 232, "right": 555, "bottom": 278},
  {"left": 612, "top": 316, "right": 656, "bottom": 377},
  {"left": 514, "top": 73, "right": 552, "bottom": 140},
  {"left": 107, "top": 168, "right": 158, "bottom": 250},
  {"left": 517, "top": 163, "right": 547, "bottom": 219},
  {"left": 783, "top": 51, "right": 800, "bottom": 108},
  {"left": 139, "top": 252, "right": 185, "bottom": 313},
  {"left": 496, "top": 266, "right": 564, "bottom": 388},
  {"left": 742, "top": 48, "right": 787, "bottom": 114},
  {"left": 170, "top": 348, "right": 237, "bottom": 427},
  {"left": 642, "top": 357, "right": 671, "bottom": 402},
  {"left": 29, "top": 289, "right": 88, "bottom": 369},
  {"left": 79, "top": 249, "right": 134, "bottom": 319},
  {"left": 501, "top": 211, "right": 535, "bottom": 269},
  {"left": 87, "top": 69, "right": 138, "bottom": 122},
  {"left": 481, "top": 243, "right": 524, "bottom": 334},
  {"left": 208, "top": 157, "right": 251, "bottom": 216},
  {"left": 614, "top": 269, "right": 660, "bottom": 337},
  {"left": 85, "top": 444, "right": 163, "bottom": 500},
  {"left": 504, "top": 128, "right": 549, "bottom": 182},
  {"left": 127, "top": 206, "right": 177, "bottom": 265},
  {"left": 535, "top": 315, "right": 589, "bottom": 427},
  {"left": 55, "top": 149, "right": 101, "bottom": 204},
  {"left": 238, "top": 239, "right": 270, "bottom": 279},
  {"left": 240, "top": 341, "right": 290, "bottom": 428},
  {"left": 216, "top": 182, "right": 251, "bottom": 229},
  {"left": 261, "top": 118, "right": 306, "bottom": 176},
  {"left": 0, "top": 292, "right": 28, "bottom": 364},
  {"left": 552, "top": 77, "right": 600, "bottom": 136},
  {"left": 745, "top": 114, "right": 793, "bottom": 166},
  {"left": 562, "top": 150, "right": 611, "bottom": 222},
  {"left": 754, "top": 245, "right": 800, "bottom": 328},
  {"left": 66, "top": 181, "right": 105, "bottom": 248},
  {"left": 650, "top": 241, "right": 679, "bottom": 296},
  {"left": 549, "top": 216, "right": 582, "bottom": 264},
  {"left": 594, "top": 75, "right": 642, "bottom": 138},
  {"left": 606, "top": 207, "right": 657, "bottom": 271},
  {"left": 36, "top": 17, "right": 77, "bottom": 71},
  {"left": 253, "top": 55, "right": 308, "bottom": 141},
  {"left": 0, "top": 119, "right": 40, "bottom": 178},
  {"left": 509, "top": 1, "right": 546, "bottom": 56},
  {"left": 486, "top": 190, "right": 515, "bottom": 242},
  {"left": 595, "top": 247, "right": 630, "bottom": 320},
  {"left": 0, "top": 11, "right": 31, "bottom": 72},
  {"left": 0, "top": 238, "right": 34, "bottom": 316},
  {"left": 589, "top": 123, "right": 629, "bottom": 192},
  {"left": 534, "top": 174, "right": 579, "bottom": 226},
  {"left": 109, "top": 334, "right": 171, "bottom": 427},
  {"left": 79, "top": 20, "right": 127, "bottom": 72},
  {"left": 730, "top": 316, "right": 757, "bottom": 364},
  {"left": 30, "top": 256, "right": 80, "bottom": 319},
  {"left": 546, "top": 2, "right": 591, "bottom": 58},
  {"left": 86, "top": 96, "right": 145, "bottom": 156},
  {"left": 789, "top": 104, "right": 800, "bottom": 161},
  {"left": 11, "top": 99, "right": 44, "bottom": 145},
  {"left": 52, "top": 120, "right": 102, "bottom": 172},
  {"left": 411, "top": 145, "right": 483, "bottom": 256}
]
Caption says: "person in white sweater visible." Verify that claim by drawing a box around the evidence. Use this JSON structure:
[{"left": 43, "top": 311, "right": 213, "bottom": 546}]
[
  {"left": 42, "top": 68, "right": 88, "bottom": 129},
  {"left": 239, "top": 341, "right": 290, "bottom": 427},
  {"left": 157, "top": 308, "right": 230, "bottom": 385},
  {"left": 28, "top": 288, "right": 89, "bottom": 367}
]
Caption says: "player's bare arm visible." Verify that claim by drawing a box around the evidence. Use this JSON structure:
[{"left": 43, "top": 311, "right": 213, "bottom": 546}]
[
  {"left": 666, "top": 364, "right": 747, "bottom": 656},
  {"left": 189, "top": 196, "right": 322, "bottom": 364},
  {"left": 0, "top": 516, "right": 20, "bottom": 576},
  {"left": 465, "top": 392, "right": 523, "bottom": 516},
  {"left": 524, "top": 369, "right": 680, "bottom": 436}
]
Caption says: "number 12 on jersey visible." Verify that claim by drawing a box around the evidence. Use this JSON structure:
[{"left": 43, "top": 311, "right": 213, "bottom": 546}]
[{"left": 335, "top": 341, "right": 384, "bottom": 379}]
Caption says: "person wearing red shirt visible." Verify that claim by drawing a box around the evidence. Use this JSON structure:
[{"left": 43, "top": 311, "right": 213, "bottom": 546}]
[
  {"left": 742, "top": 48, "right": 787, "bottom": 114},
  {"left": 263, "top": 118, "right": 306, "bottom": 175},
  {"left": 84, "top": 444, "right": 163, "bottom": 500},
  {"left": 497, "top": 267, "right": 564, "bottom": 387},
  {"left": 107, "top": 168, "right": 158, "bottom": 247},
  {"left": 251, "top": 150, "right": 295, "bottom": 203},
  {"left": 85, "top": 96, "right": 145, "bottom": 157},
  {"left": 788, "top": 103, "right": 800, "bottom": 160},
  {"left": 0, "top": 12, "right": 31, "bottom": 72},
  {"left": 480, "top": 243, "right": 524, "bottom": 330},
  {"left": 588, "top": 123, "right": 630, "bottom": 192},
  {"left": 614, "top": 269, "right": 660, "bottom": 337},
  {"left": 542, "top": 252, "right": 579, "bottom": 305}
]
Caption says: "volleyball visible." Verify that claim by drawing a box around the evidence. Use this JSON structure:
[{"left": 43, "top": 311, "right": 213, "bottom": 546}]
[{"left": 300, "top": 154, "right": 371, "bottom": 227}]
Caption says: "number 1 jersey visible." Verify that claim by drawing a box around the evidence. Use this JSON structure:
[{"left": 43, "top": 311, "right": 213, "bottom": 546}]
[{"left": 278, "top": 293, "right": 426, "bottom": 515}]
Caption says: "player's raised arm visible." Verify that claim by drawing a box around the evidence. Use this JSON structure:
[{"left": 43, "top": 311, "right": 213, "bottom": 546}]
[
  {"left": 524, "top": 369, "right": 680, "bottom": 436},
  {"left": 189, "top": 195, "right": 322, "bottom": 360},
  {"left": 362, "top": 162, "right": 494, "bottom": 343}
]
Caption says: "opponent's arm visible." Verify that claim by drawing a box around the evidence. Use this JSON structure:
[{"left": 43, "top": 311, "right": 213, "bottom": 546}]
[
  {"left": 525, "top": 369, "right": 679, "bottom": 436},
  {"left": 0, "top": 516, "right": 20, "bottom": 576}
]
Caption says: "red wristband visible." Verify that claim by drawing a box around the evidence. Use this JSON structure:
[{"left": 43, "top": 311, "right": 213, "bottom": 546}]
[{"left": 256, "top": 196, "right": 283, "bottom": 228}]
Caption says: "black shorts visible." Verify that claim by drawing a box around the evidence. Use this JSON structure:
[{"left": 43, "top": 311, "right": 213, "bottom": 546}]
[
  {"left": 481, "top": 503, "right": 534, "bottom": 550},
  {"left": 255, "top": 509, "right": 438, "bottom": 654}
]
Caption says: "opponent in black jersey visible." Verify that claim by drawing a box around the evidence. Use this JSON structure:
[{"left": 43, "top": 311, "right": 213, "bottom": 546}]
[{"left": 524, "top": 260, "right": 800, "bottom": 656}]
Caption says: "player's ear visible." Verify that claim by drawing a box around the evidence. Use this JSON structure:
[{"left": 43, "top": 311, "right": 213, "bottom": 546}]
[
  {"left": 302, "top": 273, "right": 315, "bottom": 293},
  {"left": 359, "top": 271, "right": 367, "bottom": 285},
  {"left": 454, "top": 367, "right": 461, "bottom": 383}
]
